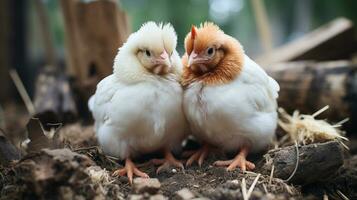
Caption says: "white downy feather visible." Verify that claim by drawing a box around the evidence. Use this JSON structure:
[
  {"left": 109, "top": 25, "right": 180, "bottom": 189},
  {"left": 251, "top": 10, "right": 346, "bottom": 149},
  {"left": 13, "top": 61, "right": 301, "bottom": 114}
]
[{"left": 183, "top": 55, "right": 279, "bottom": 153}]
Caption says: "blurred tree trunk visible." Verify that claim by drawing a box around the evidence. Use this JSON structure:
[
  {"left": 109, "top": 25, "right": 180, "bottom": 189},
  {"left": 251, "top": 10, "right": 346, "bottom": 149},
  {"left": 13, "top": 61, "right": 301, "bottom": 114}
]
[
  {"left": 60, "top": 0, "right": 129, "bottom": 120},
  {"left": 0, "top": 0, "right": 10, "bottom": 102},
  {"left": 0, "top": 0, "right": 27, "bottom": 102}
]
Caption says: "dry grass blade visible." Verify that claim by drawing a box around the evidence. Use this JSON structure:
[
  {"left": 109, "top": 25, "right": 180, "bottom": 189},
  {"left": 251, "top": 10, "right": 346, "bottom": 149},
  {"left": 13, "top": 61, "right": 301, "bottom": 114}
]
[
  {"left": 336, "top": 190, "right": 349, "bottom": 200},
  {"left": 262, "top": 183, "right": 268, "bottom": 194},
  {"left": 247, "top": 173, "right": 261, "bottom": 199},
  {"left": 9, "top": 69, "right": 36, "bottom": 115},
  {"left": 241, "top": 177, "right": 248, "bottom": 200},
  {"left": 284, "top": 141, "right": 299, "bottom": 182},
  {"left": 269, "top": 164, "right": 274, "bottom": 186},
  {"left": 278, "top": 106, "right": 349, "bottom": 147},
  {"left": 311, "top": 105, "right": 329, "bottom": 117}
]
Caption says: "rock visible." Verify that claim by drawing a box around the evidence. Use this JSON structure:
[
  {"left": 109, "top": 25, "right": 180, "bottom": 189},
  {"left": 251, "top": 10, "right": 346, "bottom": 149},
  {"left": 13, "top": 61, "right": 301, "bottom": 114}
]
[
  {"left": 129, "top": 194, "right": 144, "bottom": 200},
  {"left": 133, "top": 178, "right": 161, "bottom": 194},
  {"left": 129, "top": 194, "right": 167, "bottom": 200},
  {"left": 149, "top": 194, "right": 167, "bottom": 200},
  {"left": 174, "top": 188, "right": 195, "bottom": 200}
]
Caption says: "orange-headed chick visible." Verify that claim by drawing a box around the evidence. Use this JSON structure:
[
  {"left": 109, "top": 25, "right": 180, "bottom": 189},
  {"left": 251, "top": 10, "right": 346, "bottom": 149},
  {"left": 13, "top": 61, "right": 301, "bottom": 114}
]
[{"left": 182, "top": 22, "right": 279, "bottom": 171}]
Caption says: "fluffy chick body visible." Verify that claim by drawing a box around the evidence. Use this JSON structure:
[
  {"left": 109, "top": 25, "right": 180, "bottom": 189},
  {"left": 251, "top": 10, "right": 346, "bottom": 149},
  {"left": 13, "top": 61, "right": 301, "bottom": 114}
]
[
  {"left": 88, "top": 22, "right": 187, "bottom": 160},
  {"left": 90, "top": 74, "right": 185, "bottom": 159},
  {"left": 184, "top": 55, "right": 279, "bottom": 153}
]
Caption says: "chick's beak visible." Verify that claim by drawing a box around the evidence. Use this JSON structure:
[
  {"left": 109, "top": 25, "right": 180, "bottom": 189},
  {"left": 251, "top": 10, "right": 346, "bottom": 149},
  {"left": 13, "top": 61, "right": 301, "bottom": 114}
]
[
  {"left": 188, "top": 51, "right": 198, "bottom": 66},
  {"left": 156, "top": 51, "right": 171, "bottom": 68},
  {"left": 188, "top": 51, "right": 208, "bottom": 67}
]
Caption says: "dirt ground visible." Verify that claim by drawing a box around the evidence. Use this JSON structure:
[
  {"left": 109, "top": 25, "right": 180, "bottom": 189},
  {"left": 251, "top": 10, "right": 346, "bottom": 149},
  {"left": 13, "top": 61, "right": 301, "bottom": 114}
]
[{"left": 0, "top": 105, "right": 357, "bottom": 200}]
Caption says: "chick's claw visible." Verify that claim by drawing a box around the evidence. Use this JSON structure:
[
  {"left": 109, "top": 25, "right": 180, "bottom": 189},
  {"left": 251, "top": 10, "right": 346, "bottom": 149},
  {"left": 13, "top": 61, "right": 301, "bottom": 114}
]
[
  {"left": 112, "top": 158, "right": 149, "bottom": 184},
  {"left": 214, "top": 155, "right": 255, "bottom": 171},
  {"left": 185, "top": 145, "right": 210, "bottom": 167},
  {"left": 151, "top": 151, "right": 184, "bottom": 174}
]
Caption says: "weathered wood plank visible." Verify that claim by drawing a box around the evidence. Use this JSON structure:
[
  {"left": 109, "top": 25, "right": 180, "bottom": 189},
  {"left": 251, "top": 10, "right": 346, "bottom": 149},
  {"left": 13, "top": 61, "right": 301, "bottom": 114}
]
[
  {"left": 266, "top": 60, "right": 357, "bottom": 133},
  {"left": 257, "top": 18, "right": 357, "bottom": 66}
]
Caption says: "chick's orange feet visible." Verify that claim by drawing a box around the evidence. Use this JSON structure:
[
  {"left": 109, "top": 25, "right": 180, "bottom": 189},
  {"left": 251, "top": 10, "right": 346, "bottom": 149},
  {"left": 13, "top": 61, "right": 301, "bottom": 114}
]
[
  {"left": 213, "top": 147, "right": 255, "bottom": 171},
  {"left": 185, "top": 144, "right": 210, "bottom": 167},
  {"left": 151, "top": 151, "right": 184, "bottom": 174},
  {"left": 112, "top": 158, "right": 149, "bottom": 184}
]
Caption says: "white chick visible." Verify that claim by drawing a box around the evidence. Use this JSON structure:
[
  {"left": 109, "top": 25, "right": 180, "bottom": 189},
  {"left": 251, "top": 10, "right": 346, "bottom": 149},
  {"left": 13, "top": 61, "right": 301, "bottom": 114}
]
[
  {"left": 182, "top": 22, "right": 279, "bottom": 171},
  {"left": 88, "top": 22, "right": 187, "bottom": 183}
]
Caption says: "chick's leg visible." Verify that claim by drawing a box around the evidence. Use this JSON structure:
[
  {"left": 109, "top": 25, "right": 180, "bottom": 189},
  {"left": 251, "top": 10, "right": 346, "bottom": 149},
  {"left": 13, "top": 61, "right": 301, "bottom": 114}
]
[
  {"left": 185, "top": 144, "right": 210, "bottom": 167},
  {"left": 151, "top": 150, "right": 184, "bottom": 174},
  {"left": 213, "top": 147, "right": 255, "bottom": 171},
  {"left": 112, "top": 158, "right": 149, "bottom": 184}
]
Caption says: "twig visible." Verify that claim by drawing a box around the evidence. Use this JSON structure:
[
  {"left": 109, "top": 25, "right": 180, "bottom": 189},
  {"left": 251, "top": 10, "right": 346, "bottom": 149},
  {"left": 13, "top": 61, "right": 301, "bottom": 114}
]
[
  {"left": 247, "top": 174, "right": 261, "bottom": 199},
  {"left": 284, "top": 141, "right": 299, "bottom": 182},
  {"left": 336, "top": 190, "right": 349, "bottom": 200},
  {"left": 262, "top": 183, "right": 268, "bottom": 194},
  {"left": 269, "top": 164, "right": 274, "bottom": 185},
  {"left": 74, "top": 146, "right": 100, "bottom": 152},
  {"left": 334, "top": 118, "right": 349, "bottom": 126},
  {"left": 9, "top": 69, "right": 36, "bottom": 115},
  {"left": 106, "top": 155, "right": 121, "bottom": 162},
  {"left": 241, "top": 177, "right": 248, "bottom": 200}
]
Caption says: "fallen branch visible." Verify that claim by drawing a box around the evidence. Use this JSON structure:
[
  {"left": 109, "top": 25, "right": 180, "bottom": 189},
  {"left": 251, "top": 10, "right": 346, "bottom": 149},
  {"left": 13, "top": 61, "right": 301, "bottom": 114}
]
[
  {"left": 258, "top": 141, "right": 344, "bottom": 185},
  {"left": 9, "top": 69, "right": 35, "bottom": 115}
]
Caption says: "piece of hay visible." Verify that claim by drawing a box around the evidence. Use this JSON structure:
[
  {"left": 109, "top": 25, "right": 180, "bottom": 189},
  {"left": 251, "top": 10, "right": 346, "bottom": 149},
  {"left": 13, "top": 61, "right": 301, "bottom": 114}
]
[
  {"left": 278, "top": 105, "right": 348, "bottom": 147},
  {"left": 85, "top": 166, "right": 113, "bottom": 185}
]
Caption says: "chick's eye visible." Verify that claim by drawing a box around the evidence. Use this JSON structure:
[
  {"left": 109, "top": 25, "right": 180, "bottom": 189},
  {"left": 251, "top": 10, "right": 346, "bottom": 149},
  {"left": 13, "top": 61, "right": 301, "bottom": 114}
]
[
  {"left": 145, "top": 50, "right": 151, "bottom": 57},
  {"left": 207, "top": 47, "right": 215, "bottom": 56}
]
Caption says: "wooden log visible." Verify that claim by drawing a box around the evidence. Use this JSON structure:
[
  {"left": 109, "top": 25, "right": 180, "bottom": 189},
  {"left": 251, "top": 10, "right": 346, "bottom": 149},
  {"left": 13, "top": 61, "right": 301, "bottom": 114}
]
[
  {"left": 256, "top": 18, "right": 357, "bottom": 66},
  {"left": 266, "top": 60, "right": 357, "bottom": 133},
  {"left": 258, "top": 141, "right": 344, "bottom": 185}
]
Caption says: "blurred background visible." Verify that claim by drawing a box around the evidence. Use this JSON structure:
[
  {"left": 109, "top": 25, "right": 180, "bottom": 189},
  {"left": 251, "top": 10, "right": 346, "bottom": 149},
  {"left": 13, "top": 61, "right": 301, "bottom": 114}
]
[
  {"left": 1, "top": 0, "right": 357, "bottom": 96},
  {"left": 1, "top": 0, "right": 357, "bottom": 134}
]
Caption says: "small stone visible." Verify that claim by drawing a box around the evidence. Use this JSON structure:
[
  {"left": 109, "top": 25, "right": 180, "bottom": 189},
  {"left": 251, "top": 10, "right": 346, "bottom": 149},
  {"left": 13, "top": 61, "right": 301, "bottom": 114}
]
[
  {"left": 133, "top": 178, "right": 161, "bottom": 194},
  {"left": 149, "top": 194, "right": 167, "bottom": 200},
  {"left": 172, "top": 168, "right": 177, "bottom": 173},
  {"left": 230, "top": 180, "right": 239, "bottom": 184},
  {"left": 174, "top": 188, "right": 195, "bottom": 200},
  {"left": 129, "top": 194, "right": 144, "bottom": 200}
]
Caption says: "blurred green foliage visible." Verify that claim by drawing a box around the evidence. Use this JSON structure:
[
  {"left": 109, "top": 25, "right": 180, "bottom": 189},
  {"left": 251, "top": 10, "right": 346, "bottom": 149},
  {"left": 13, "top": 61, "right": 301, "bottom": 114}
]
[{"left": 27, "top": 0, "right": 357, "bottom": 61}]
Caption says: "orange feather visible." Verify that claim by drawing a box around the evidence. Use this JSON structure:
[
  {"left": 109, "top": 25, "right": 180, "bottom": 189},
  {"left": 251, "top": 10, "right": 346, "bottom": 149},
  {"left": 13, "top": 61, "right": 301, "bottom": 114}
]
[{"left": 182, "top": 22, "right": 244, "bottom": 87}]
